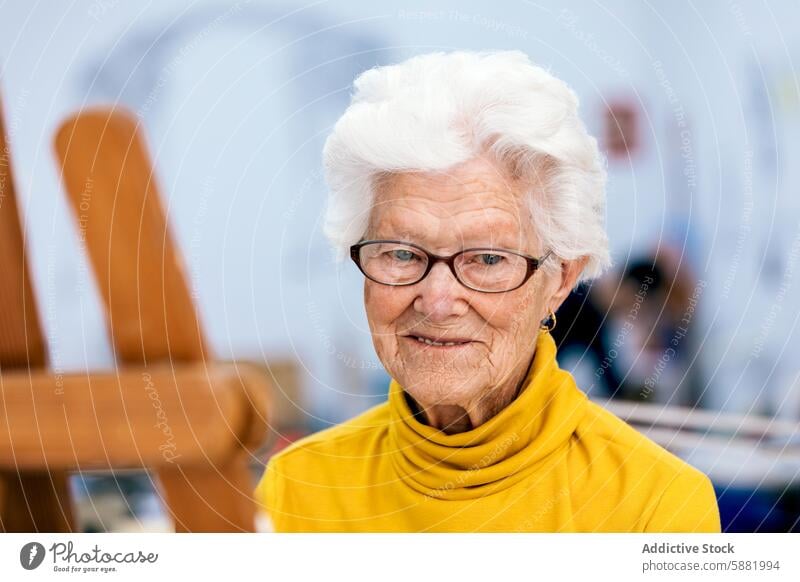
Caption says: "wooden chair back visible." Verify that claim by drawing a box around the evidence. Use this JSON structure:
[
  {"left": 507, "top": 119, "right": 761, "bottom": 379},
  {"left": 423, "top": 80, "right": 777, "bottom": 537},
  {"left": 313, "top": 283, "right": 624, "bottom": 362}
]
[
  {"left": 0, "top": 100, "right": 270, "bottom": 532},
  {"left": 0, "top": 96, "right": 75, "bottom": 533}
]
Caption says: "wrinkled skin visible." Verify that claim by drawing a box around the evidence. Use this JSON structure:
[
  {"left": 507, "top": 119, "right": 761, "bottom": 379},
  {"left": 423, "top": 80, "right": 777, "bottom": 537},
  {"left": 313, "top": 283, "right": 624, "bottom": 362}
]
[{"left": 364, "top": 154, "right": 587, "bottom": 434}]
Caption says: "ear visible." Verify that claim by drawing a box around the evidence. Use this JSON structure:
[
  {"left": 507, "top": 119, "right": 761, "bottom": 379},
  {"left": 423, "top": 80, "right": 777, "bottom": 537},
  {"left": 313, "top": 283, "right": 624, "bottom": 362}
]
[{"left": 547, "top": 256, "right": 589, "bottom": 313}]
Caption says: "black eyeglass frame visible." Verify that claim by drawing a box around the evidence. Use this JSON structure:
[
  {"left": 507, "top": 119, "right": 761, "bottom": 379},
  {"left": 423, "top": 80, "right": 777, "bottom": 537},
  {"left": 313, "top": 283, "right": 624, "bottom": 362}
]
[{"left": 349, "top": 239, "right": 553, "bottom": 294}]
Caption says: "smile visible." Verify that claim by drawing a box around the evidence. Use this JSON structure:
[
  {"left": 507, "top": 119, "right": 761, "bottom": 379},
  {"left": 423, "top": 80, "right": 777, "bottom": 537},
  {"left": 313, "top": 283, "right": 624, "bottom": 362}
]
[{"left": 406, "top": 335, "right": 473, "bottom": 347}]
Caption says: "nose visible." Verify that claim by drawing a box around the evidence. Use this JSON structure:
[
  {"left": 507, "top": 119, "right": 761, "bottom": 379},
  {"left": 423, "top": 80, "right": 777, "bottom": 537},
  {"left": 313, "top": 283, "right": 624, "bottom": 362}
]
[{"left": 412, "top": 261, "right": 469, "bottom": 322}]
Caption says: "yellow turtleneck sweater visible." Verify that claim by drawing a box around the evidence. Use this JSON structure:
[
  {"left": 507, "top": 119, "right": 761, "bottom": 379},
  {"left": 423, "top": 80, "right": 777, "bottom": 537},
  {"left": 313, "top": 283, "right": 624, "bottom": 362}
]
[{"left": 254, "top": 331, "right": 721, "bottom": 532}]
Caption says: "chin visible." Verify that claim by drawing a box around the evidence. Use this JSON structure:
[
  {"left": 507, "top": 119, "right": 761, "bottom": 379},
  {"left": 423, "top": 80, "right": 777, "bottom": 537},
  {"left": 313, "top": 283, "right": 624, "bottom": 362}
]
[{"left": 403, "top": 374, "right": 484, "bottom": 406}]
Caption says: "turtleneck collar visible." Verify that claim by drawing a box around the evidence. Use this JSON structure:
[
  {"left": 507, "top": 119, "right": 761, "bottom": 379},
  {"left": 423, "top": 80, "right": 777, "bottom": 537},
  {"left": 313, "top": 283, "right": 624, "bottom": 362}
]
[{"left": 387, "top": 330, "right": 588, "bottom": 500}]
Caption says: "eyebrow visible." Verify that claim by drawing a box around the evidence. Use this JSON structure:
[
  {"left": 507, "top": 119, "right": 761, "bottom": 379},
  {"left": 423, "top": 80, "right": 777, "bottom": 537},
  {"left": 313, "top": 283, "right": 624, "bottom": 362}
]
[
  {"left": 371, "top": 219, "right": 526, "bottom": 250},
  {"left": 368, "top": 236, "right": 529, "bottom": 255}
]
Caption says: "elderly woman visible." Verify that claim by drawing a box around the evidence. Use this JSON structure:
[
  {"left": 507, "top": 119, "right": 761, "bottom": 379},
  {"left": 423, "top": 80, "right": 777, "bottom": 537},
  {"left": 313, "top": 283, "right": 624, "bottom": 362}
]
[{"left": 255, "top": 50, "right": 720, "bottom": 532}]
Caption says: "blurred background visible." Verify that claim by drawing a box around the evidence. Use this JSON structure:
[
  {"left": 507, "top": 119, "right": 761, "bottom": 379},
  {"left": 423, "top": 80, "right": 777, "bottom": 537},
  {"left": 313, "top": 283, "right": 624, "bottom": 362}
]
[{"left": 1, "top": 0, "right": 798, "bottom": 532}]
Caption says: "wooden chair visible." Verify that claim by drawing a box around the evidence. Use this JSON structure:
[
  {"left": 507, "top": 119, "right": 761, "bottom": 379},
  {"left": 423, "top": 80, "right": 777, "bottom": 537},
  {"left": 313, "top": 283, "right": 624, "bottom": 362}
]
[{"left": 0, "top": 98, "right": 271, "bottom": 532}]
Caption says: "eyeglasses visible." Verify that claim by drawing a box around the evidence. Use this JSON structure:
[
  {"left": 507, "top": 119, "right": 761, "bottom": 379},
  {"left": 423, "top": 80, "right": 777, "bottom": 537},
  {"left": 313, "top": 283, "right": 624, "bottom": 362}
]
[{"left": 350, "top": 239, "right": 553, "bottom": 293}]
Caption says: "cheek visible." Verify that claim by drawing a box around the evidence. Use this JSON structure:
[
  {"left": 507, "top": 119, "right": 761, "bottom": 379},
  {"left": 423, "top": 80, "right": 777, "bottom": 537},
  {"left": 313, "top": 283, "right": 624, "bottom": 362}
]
[
  {"left": 472, "top": 285, "right": 545, "bottom": 340},
  {"left": 364, "top": 282, "right": 412, "bottom": 332}
]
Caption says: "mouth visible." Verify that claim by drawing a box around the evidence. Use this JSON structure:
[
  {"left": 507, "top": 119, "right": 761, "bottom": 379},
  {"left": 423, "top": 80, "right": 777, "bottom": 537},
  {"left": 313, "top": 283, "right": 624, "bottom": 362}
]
[{"left": 403, "top": 334, "right": 475, "bottom": 348}]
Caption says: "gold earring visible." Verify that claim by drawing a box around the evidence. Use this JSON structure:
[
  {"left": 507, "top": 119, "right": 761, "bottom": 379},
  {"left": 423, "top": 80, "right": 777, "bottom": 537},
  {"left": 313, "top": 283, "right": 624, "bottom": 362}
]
[{"left": 540, "top": 309, "right": 556, "bottom": 333}]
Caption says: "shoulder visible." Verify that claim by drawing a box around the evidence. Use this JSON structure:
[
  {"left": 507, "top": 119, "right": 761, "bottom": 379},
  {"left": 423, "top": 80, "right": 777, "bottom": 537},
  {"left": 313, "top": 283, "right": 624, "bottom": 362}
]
[
  {"left": 272, "top": 400, "right": 391, "bottom": 462},
  {"left": 255, "top": 401, "right": 391, "bottom": 495},
  {"left": 571, "top": 400, "right": 720, "bottom": 532},
  {"left": 578, "top": 400, "right": 693, "bottom": 473},
  {"left": 255, "top": 403, "right": 389, "bottom": 527}
]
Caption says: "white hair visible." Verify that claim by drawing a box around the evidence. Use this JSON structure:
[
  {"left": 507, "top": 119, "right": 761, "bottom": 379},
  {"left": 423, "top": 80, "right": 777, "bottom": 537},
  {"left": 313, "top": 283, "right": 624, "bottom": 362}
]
[{"left": 322, "top": 50, "right": 611, "bottom": 283}]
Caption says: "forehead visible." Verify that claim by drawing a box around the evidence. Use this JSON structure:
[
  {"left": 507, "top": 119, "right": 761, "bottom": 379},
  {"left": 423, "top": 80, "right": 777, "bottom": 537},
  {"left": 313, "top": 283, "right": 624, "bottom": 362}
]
[{"left": 369, "top": 156, "right": 537, "bottom": 249}]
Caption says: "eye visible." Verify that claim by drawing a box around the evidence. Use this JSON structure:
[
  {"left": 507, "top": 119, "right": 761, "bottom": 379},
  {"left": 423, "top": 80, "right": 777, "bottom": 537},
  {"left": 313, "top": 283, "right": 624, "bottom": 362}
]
[
  {"left": 391, "top": 249, "right": 417, "bottom": 262},
  {"left": 476, "top": 253, "right": 504, "bottom": 266}
]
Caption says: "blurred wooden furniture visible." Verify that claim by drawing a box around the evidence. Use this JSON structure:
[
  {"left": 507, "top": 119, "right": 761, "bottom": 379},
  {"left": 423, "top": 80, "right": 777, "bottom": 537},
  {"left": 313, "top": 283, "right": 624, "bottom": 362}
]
[
  {"left": 0, "top": 97, "right": 74, "bottom": 532},
  {"left": 0, "top": 100, "right": 270, "bottom": 531}
]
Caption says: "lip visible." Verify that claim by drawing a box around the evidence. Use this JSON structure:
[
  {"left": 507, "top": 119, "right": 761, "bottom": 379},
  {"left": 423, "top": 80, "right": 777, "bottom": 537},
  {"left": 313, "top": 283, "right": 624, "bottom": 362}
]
[{"left": 402, "top": 334, "right": 475, "bottom": 348}]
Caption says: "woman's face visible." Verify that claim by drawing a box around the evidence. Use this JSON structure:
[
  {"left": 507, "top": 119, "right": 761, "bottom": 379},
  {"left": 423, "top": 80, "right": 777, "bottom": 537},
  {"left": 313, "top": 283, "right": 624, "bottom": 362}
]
[{"left": 363, "top": 155, "right": 570, "bottom": 412}]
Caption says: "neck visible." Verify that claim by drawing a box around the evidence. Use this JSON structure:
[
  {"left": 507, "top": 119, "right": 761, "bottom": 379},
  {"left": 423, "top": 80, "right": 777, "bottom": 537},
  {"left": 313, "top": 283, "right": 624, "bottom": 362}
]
[{"left": 405, "top": 351, "right": 535, "bottom": 435}]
